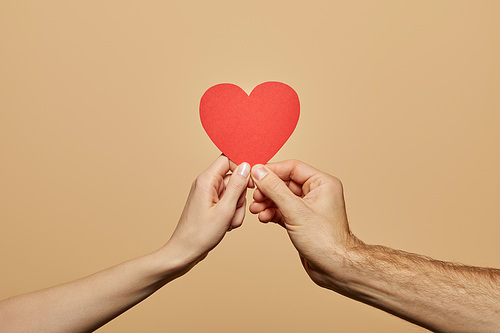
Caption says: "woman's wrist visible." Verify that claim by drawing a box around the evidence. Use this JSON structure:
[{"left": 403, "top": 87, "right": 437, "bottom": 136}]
[{"left": 148, "top": 242, "right": 206, "bottom": 283}]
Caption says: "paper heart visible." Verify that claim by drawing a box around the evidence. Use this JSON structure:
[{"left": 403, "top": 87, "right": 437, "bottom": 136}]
[{"left": 200, "top": 81, "right": 300, "bottom": 166}]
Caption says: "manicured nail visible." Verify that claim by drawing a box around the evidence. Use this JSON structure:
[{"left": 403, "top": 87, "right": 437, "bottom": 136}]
[
  {"left": 252, "top": 165, "right": 268, "bottom": 181},
  {"left": 237, "top": 162, "right": 250, "bottom": 177}
]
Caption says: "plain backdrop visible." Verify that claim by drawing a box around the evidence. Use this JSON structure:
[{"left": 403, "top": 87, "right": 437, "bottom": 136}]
[{"left": 1, "top": 1, "right": 499, "bottom": 332}]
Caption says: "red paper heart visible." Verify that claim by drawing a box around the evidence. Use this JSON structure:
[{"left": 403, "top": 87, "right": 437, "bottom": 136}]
[{"left": 200, "top": 82, "right": 300, "bottom": 166}]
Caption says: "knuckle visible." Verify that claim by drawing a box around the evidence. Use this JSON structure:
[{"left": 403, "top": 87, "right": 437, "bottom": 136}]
[
  {"left": 194, "top": 172, "right": 214, "bottom": 189},
  {"left": 190, "top": 177, "right": 201, "bottom": 193},
  {"left": 328, "top": 175, "right": 344, "bottom": 194},
  {"left": 194, "top": 175, "right": 205, "bottom": 188},
  {"left": 287, "top": 159, "right": 301, "bottom": 172}
]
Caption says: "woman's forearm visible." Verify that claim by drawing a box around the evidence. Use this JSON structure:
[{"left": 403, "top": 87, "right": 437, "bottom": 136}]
[
  {"left": 0, "top": 244, "right": 188, "bottom": 333},
  {"left": 0, "top": 156, "right": 250, "bottom": 333},
  {"left": 329, "top": 243, "right": 500, "bottom": 333}
]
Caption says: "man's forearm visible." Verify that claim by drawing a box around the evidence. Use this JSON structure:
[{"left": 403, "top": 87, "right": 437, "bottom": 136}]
[
  {"left": 326, "top": 242, "right": 500, "bottom": 333},
  {"left": 0, "top": 245, "right": 187, "bottom": 333}
]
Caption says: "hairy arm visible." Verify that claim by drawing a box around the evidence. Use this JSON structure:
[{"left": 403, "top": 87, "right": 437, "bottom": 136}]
[{"left": 329, "top": 242, "right": 500, "bottom": 332}]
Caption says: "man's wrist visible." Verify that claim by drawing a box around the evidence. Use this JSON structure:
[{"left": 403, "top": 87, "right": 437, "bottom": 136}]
[{"left": 317, "top": 237, "right": 369, "bottom": 292}]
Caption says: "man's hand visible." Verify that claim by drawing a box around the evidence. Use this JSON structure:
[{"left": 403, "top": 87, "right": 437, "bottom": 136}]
[
  {"left": 249, "top": 160, "right": 358, "bottom": 287},
  {"left": 249, "top": 159, "right": 500, "bottom": 333}
]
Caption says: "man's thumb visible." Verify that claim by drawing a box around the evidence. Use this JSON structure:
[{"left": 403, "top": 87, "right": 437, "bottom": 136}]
[{"left": 251, "top": 164, "right": 297, "bottom": 210}]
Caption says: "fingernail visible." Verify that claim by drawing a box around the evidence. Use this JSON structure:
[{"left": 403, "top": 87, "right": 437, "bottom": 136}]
[
  {"left": 252, "top": 165, "right": 268, "bottom": 181},
  {"left": 237, "top": 162, "right": 250, "bottom": 177}
]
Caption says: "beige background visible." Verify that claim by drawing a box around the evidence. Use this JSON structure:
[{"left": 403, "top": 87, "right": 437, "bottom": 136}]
[{"left": 1, "top": 1, "right": 499, "bottom": 332}]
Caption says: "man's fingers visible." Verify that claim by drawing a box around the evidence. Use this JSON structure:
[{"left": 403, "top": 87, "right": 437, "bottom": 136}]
[
  {"left": 253, "top": 188, "right": 267, "bottom": 202},
  {"left": 287, "top": 180, "right": 304, "bottom": 197},
  {"left": 266, "top": 160, "right": 321, "bottom": 185},
  {"left": 251, "top": 164, "right": 300, "bottom": 214},
  {"left": 249, "top": 199, "right": 274, "bottom": 214},
  {"left": 250, "top": 200, "right": 285, "bottom": 228},
  {"left": 258, "top": 208, "right": 286, "bottom": 228},
  {"left": 253, "top": 176, "right": 303, "bottom": 202}
]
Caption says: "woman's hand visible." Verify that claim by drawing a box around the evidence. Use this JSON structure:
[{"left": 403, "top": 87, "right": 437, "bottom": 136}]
[{"left": 164, "top": 155, "right": 251, "bottom": 271}]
